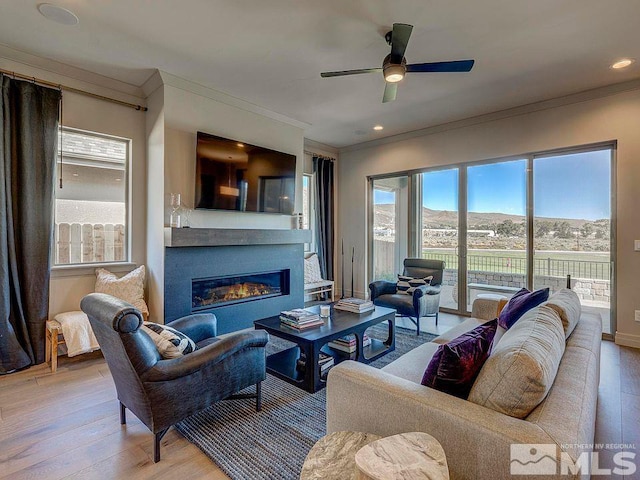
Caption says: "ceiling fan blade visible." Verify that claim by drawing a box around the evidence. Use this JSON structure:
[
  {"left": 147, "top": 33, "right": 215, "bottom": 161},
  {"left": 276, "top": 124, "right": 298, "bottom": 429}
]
[
  {"left": 390, "top": 23, "right": 413, "bottom": 62},
  {"left": 321, "top": 68, "right": 382, "bottom": 78},
  {"left": 406, "top": 60, "right": 475, "bottom": 73},
  {"left": 382, "top": 82, "right": 398, "bottom": 103}
]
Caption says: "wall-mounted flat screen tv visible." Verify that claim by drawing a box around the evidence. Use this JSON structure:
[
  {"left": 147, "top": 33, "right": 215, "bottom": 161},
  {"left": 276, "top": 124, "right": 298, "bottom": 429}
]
[{"left": 195, "top": 132, "right": 296, "bottom": 215}]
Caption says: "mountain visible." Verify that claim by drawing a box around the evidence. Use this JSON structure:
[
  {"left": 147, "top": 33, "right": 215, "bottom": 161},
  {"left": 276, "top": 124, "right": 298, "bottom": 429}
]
[{"left": 374, "top": 204, "right": 592, "bottom": 229}]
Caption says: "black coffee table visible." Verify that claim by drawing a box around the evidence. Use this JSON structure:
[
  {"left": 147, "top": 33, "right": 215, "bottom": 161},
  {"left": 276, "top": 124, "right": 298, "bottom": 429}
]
[{"left": 254, "top": 304, "right": 396, "bottom": 393}]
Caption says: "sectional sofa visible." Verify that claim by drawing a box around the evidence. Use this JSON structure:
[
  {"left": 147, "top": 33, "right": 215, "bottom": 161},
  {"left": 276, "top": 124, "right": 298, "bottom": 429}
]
[{"left": 326, "top": 290, "right": 601, "bottom": 479}]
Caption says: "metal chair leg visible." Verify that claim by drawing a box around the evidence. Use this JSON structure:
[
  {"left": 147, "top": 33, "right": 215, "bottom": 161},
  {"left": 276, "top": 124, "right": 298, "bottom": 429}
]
[
  {"left": 119, "top": 402, "right": 126, "bottom": 425},
  {"left": 153, "top": 428, "right": 169, "bottom": 463},
  {"left": 256, "top": 381, "right": 262, "bottom": 412}
]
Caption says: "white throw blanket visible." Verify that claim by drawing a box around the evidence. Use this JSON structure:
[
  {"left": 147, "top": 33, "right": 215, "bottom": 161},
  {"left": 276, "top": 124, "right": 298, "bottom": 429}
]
[{"left": 55, "top": 311, "right": 100, "bottom": 357}]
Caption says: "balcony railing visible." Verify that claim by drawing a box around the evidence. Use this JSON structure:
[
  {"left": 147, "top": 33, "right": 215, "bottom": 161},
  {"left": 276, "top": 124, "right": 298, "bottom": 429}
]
[{"left": 422, "top": 251, "right": 610, "bottom": 280}]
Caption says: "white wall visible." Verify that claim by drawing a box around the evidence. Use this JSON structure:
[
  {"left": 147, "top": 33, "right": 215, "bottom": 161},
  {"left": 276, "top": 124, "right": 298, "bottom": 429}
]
[
  {"left": 0, "top": 51, "right": 148, "bottom": 317},
  {"left": 144, "top": 73, "right": 305, "bottom": 321},
  {"left": 338, "top": 84, "right": 640, "bottom": 347}
]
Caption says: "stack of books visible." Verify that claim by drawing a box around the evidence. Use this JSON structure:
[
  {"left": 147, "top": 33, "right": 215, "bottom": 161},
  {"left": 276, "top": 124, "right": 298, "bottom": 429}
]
[
  {"left": 279, "top": 308, "right": 324, "bottom": 330},
  {"left": 334, "top": 297, "right": 374, "bottom": 314},
  {"left": 328, "top": 334, "right": 371, "bottom": 354},
  {"left": 296, "top": 351, "right": 335, "bottom": 377}
]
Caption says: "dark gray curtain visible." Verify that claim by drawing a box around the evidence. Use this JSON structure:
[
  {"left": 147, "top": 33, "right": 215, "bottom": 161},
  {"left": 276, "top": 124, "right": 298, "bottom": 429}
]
[
  {"left": 313, "top": 156, "right": 334, "bottom": 280},
  {"left": 0, "top": 76, "right": 61, "bottom": 373}
]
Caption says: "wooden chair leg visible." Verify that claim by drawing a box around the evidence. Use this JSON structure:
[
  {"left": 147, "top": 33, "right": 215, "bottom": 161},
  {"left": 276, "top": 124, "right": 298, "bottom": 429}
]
[
  {"left": 51, "top": 327, "right": 59, "bottom": 373},
  {"left": 45, "top": 328, "right": 51, "bottom": 366}
]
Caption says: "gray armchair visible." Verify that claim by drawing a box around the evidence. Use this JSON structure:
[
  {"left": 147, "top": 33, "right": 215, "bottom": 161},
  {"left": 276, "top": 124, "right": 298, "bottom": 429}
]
[
  {"left": 369, "top": 258, "right": 445, "bottom": 335},
  {"left": 81, "top": 293, "right": 269, "bottom": 462}
]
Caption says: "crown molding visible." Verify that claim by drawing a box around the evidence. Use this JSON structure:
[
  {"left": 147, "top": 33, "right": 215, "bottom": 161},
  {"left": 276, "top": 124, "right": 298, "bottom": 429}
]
[
  {"left": 339, "top": 78, "right": 640, "bottom": 154},
  {"left": 0, "top": 43, "right": 146, "bottom": 105},
  {"left": 304, "top": 138, "right": 339, "bottom": 157},
  {"left": 150, "top": 70, "right": 310, "bottom": 130}
]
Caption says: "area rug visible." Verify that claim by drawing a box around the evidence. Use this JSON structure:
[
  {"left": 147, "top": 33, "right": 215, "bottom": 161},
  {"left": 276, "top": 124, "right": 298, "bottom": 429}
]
[{"left": 175, "top": 324, "right": 437, "bottom": 480}]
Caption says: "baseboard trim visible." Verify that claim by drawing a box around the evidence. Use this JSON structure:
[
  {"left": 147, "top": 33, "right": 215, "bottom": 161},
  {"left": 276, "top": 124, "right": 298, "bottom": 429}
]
[{"left": 615, "top": 332, "right": 640, "bottom": 349}]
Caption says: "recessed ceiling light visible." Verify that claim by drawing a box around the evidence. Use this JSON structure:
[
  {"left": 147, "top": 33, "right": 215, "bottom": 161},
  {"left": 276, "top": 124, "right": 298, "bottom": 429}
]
[
  {"left": 611, "top": 58, "right": 634, "bottom": 70},
  {"left": 237, "top": 143, "right": 245, "bottom": 147},
  {"left": 115, "top": 178, "right": 122, "bottom": 182},
  {"left": 373, "top": 125, "right": 384, "bottom": 131},
  {"left": 37, "top": 4, "right": 79, "bottom": 26}
]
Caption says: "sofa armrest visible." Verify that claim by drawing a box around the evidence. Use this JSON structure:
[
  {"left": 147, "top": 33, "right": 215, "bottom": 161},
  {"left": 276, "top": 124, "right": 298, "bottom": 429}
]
[
  {"left": 141, "top": 330, "right": 269, "bottom": 382},
  {"left": 369, "top": 280, "right": 397, "bottom": 300},
  {"left": 327, "top": 361, "right": 556, "bottom": 479},
  {"left": 167, "top": 313, "right": 217, "bottom": 343}
]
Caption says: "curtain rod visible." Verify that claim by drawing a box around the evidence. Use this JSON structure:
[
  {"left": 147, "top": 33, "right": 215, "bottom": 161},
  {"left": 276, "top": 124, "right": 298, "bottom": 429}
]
[
  {"left": 0, "top": 68, "right": 147, "bottom": 112},
  {"left": 304, "top": 150, "right": 336, "bottom": 161}
]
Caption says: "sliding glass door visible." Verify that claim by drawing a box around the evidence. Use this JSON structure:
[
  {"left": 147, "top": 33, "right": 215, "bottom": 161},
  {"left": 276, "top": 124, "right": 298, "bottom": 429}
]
[
  {"left": 368, "top": 144, "right": 615, "bottom": 335},
  {"left": 466, "top": 160, "right": 527, "bottom": 312},
  {"left": 533, "top": 149, "right": 613, "bottom": 334},
  {"left": 420, "top": 169, "right": 460, "bottom": 310},
  {"left": 371, "top": 176, "right": 409, "bottom": 282}
]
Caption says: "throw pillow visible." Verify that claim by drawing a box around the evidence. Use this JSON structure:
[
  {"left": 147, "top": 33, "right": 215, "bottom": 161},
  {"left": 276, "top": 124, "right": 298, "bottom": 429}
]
[
  {"left": 543, "top": 288, "right": 582, "bottom": 339},
  {"left": 468, "top": 305, "right": 565, "bottom": 418},
  {"left": 304, "top": 254, "right": 323, "bottom": 283},
  {"left": 396, "top": 275, "right": 433, "bottom": 295},
  {"left": 95, "top": 265, "right": 150, "bottom": 318},
  {"left": 421, "top": 319, "right": 498, "bottom": 399},
  {"left": 498, "top": 287, "right": 549, "bottom": 330},
  {"left": 142, "top": 322, "right": 198, "bottom": 359}
]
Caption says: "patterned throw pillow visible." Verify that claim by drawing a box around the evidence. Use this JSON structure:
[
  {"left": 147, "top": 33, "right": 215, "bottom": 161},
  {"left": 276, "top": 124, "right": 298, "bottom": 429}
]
[
  {"left": 498, "top": 287, "right": 550, "bottom": 330},
  {"left": 421, "top": 319, "right": 498, "bottom": 399},
  {"left": 142, "top": 322, "right": 198, "bottom": 359},
  {"left": 396, "top": 275, "right": 433, "bottom": 295},
  {"left": 304, "top": 254, "right": 324, "bottom": 283},
  {"left": 95, "top": 265, "right": 150, "bottom": 318}
]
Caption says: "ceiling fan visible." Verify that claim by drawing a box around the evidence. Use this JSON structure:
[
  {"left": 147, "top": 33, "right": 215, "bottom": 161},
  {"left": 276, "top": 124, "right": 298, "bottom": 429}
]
[{"left": 320, "top": 23, "right": 475, "bottom": 103}]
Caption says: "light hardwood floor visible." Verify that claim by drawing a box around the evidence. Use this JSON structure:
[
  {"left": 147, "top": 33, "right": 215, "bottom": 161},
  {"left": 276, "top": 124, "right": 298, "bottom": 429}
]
[{"left": 1, "top": 338, "right": 638, "bottom": 479}]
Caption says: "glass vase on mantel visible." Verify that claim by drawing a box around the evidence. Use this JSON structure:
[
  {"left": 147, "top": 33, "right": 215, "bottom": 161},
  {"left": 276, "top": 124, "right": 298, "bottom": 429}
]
[{"left": 170, "top": 193, "right": 182, "bottom": 228}]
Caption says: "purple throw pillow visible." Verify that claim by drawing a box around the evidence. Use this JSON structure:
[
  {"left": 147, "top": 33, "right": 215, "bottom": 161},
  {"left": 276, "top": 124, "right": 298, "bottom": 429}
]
[
  {"left": 421, "top": 319, "right": 498, "bottom": 399},
  {"left": 498, "top": 287, "right": 550, "bottom": 330}
]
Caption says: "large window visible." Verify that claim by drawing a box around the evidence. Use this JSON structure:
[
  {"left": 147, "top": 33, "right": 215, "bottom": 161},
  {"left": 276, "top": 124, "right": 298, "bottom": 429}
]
[
  {"left": 54, "top": 128, "right": 130, "bottom": 266},
  {"left": 369, "top": 145, "right": 615, "bottom": 336}
]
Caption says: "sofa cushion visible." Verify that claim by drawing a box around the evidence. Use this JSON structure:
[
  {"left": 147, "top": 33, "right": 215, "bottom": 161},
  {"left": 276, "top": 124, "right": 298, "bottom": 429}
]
[
  {"left": 543, "top": 288, "right": 582, "bottom": 339},
  {"left": 141, "top": 322, "right": 198, "bottom": 359},
  {"left": 381, "top": 342, "right": 440, "bottom": 384},
  {"left": 421, "top": 319, "right": 498, "bottom": 399},
  {"left": 433, "top": 317, "right": 493, "bottom": 344},
  {"left": 498, "top": 287, "right": 549, "bottom": 329},
  {"left": 468, "top": 305, "right": 565, "bottom": 418}
]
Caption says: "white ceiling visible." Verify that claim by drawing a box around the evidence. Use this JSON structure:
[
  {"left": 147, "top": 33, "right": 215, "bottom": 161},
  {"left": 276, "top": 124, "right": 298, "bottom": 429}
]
[{"left": 1, "top": 0, "right": 639, "bottom": 147}]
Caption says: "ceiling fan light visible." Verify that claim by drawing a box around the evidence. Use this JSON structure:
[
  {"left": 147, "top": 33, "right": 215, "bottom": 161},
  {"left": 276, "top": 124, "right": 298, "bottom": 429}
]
[{"left": 384, "top": 64, "right": 405, "bottom": 83}]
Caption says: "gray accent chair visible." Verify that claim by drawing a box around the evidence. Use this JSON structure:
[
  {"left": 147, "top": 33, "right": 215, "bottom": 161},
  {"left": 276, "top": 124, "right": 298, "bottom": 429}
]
[
  {"left": 369, "top": 258, "right": 445, "bottom": 335},
  {"left": 81, "top": 293, "right": 269, "bottom": 462}
]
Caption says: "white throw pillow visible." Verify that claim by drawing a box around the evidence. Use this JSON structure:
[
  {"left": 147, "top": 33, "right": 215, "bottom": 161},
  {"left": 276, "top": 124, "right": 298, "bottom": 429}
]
[
  {"left": 95, "top": 265, "right": 149, "bottom": 318},
  {"left": 468, "top": 305, "right": 565, "bottom": 419},
  {"left": 304, "top": 254, "right": 323, "bottom": 283},
  {"left": 142, "top": 322, "right": 197, "bottom": 359}
]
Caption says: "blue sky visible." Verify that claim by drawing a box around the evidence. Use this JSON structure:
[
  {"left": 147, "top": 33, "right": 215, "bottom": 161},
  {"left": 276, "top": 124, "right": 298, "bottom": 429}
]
[{"left": 374, "top": 150, "right": 611, "bottom": 220}]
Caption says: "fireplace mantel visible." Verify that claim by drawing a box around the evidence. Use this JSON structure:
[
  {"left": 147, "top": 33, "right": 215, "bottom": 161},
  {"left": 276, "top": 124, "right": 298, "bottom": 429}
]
[{"left": 164, "top": 227, "right": 312, "bottom": 248}]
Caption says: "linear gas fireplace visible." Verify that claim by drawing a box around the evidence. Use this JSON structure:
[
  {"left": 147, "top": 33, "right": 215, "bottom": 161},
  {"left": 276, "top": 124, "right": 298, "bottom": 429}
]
[{"left": 192, "top": 270, "right": 290, "bottom": 311}]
